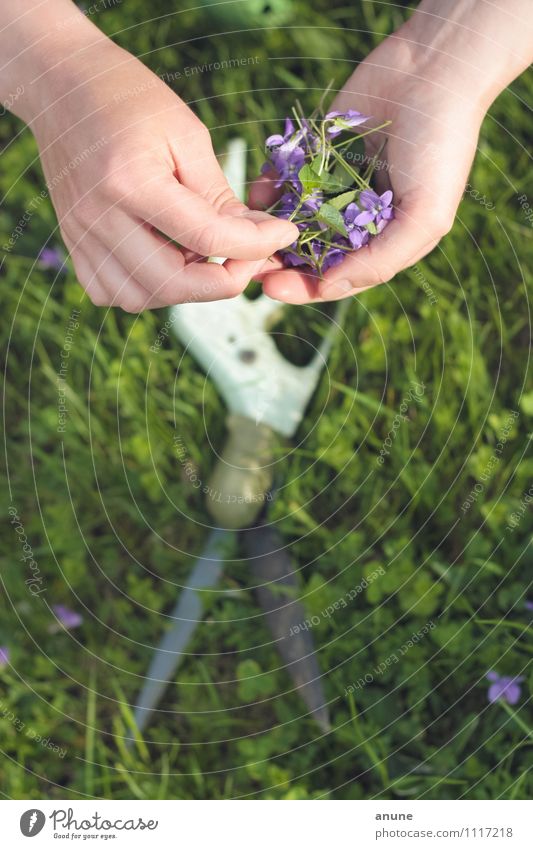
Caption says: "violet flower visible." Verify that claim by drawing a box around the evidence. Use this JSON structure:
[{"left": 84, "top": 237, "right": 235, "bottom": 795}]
[
  {"left": 38, "top": 247, "right": 66, "bottom": 273},
  {"left": 486, "top": 671, "right": 524, "bottom": 705},
  {"left": 263, "top": 105, "right": 393, "bottom": 274},
  {"left": 265, "top": 118, "right": 319, "bottom": 188},
  {"left": 344, "top": 203, "right": 370, "bottom": 249},
  {"left": 269, "top": 144, "right": 305, "bottom": 188},
  {"left": 283, "top": 250, "right": 312, "bottom": 268},
  {"left": 277, "top": 190, "right": 323, "bottom": 220},
  {"left": 325, "top": 109, "right": 369, "bottom": 137},
  {"left": 265, "top": 117, "right": 296, "bottom": 149},
  {"left": 353, "top": 189, "right": 394, "bottom": 229},
  {"left": 322, "top": 247, "right": 347, "bottom": 272},
  {"left": 51, "top": 605, "right": 83, "bottom": 631},
  {"left": 524, "top": 600, "right": 533, "bottom": 612},
  {"left": 0, "top": 646, "right": 10, "bottom": 669}
]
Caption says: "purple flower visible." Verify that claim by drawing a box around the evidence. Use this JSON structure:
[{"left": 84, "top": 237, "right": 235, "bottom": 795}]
[
  {"left": 349, "top": 228, "right": 370, "bottom": 248},
  {"left": 264, "top": 107, "right": 394, "bottom": 275},
  {"left": 281, "top": 238, "right": 349, "bottom": 273},
  {"left": 325, "top": 109, "right": 370, "bottom": 138},
  {"left": 0, "top": 646, "right": 10, "bottom": 669},
  {"left": 344, "top": 203, "right": 370, "bottom": 249},
  {"left": 265, "top": 117, "right": 295, "bottom": 149},
  {"left": 486, "top": 671, "right": 524, "bottom": 705},
  {"left": 322, "top": 247, "right": 347, "bottom": 272},
  {"left": 277, "top": 193, "right": 299, "bottom": 217},
  {"left": 52, "top": 605, "right": 83, "bottom": 631},
  {"left": 281, "top": 238, "right": 321, "bottom": 269},
  {"left": 283, "top": 250, "right": 312, "bottom": 268},
  {"left": 302, "top": 190, "right": 323, "bottom": 213},
  {"left": 353, "top": 189, "right": 394, "bottom": 228},
  {"left": 524, "top": 600, "right": 533, "bottom": 612},
  {"left": 265, "top": 118, "right": 320, "bottom": 188},
  {"left": 270, "top": 143, "right": 305, "bottom": 188},
  {"left": 38, "top": 247, "right": 66, "bottom": 273},
  {"left": 277, "top": 190, "right": 323, "bottom": 220}
]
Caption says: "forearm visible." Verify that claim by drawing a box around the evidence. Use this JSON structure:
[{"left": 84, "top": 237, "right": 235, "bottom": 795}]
[
  {"left": 0, "top": 0, "right": 109, "bottom": 123},
  {"left": 401, "top": 0, "right": 533, "bottom": 108}
]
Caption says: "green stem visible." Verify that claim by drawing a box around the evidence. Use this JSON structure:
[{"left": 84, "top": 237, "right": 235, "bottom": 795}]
[
  {"left": 499, "top": 700, "right": 533, "bottom": 737},
  {"left": 329, "top": 146, "right": 368, "bottom": 189},
  {"left": 330, "top": 120, "right": 391, "bottom": 149},
  {"left": 362, "top": 138, "right": 388, "bottom": 183},
  {"left": 318, "top": 121, "right": 328, "bottom": 175}
]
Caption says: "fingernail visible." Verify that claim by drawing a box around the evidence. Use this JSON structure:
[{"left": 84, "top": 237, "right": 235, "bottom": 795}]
[
  {"left": 321, "top": 279, "right": 353, "bottom": 300},
  {"left": 270, "top": 219, "right": 299, "bottom": 244},
  {"left": 241, "top": 209, "right": 298, "bottom": 245}
]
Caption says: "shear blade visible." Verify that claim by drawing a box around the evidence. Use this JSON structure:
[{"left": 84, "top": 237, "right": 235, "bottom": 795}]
[
  {"left": 243, "top": 525, "right": 331, "bottom": 733},
  {"left": 132, "top": 529, "right": 235, "bottom": 735}
]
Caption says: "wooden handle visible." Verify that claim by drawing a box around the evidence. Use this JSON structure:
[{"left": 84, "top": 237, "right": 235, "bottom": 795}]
[{"left": 206, "top": 414, "right": 278, "bottom": 529}]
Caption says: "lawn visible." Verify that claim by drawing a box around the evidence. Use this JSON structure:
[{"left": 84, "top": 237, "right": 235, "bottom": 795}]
[{"left": 0, "top": 0, "right": 532, "bottom": 800}]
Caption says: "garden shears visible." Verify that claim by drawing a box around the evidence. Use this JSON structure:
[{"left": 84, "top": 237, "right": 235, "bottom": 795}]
[{"left": 132, "top": 140, "right": 347, "bottom": 738}]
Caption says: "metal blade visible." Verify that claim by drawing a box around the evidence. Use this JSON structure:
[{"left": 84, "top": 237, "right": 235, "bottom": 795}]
[
  {"left": 243, "top": 525, "right": 331, "bottom": 732},
  {"left": 132, "top": 529, "right": 236, "bottom": 734}
]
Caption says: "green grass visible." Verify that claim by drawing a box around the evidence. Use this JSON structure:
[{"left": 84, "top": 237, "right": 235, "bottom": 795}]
[{"left": 0, "top": 0, "right": 532, "bottom": 800}]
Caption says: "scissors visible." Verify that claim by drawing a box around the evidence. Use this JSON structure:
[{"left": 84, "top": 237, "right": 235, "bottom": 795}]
[{"left": 132, "top": 140, "right": 347, "bottom": 737}]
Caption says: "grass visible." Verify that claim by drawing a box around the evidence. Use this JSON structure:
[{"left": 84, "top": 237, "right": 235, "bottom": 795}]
[{"left": 0, "top": 0, "right": 532, "bottom": 800}]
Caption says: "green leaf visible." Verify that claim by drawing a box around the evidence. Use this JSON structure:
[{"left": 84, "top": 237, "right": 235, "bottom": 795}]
[
  {"left": 317, "top": 202, "right": 348, "bottom": 237},
  {"left": 298, "top": 164, "right": 322, "bottom": 194},
  {"left": 330, "top": 162, "right": 356, "bottom": 191},
  {"left": 328, "top": 190, "right": 357, "bottom": 210},
  {"left": 366, "top": 221, "right": 379, "bottom": 235},
  {"left": 340, "top": 136, "right": 366, "bottom": 164}
]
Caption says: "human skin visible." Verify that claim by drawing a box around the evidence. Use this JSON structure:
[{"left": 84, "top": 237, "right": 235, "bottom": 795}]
[
  {"left": 0, "top": 0, "right": 298, "bottom": 311},
  {"left": 251, "top": 0, "right": 533, "bottom": 303}
]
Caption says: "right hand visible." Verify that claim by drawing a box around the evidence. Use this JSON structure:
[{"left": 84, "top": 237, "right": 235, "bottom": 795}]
[{"left": 27, "top": 33, "right": 298, "bottom": 311}]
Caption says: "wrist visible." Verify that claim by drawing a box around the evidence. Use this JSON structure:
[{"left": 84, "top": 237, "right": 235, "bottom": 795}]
[
  {"left": 400, "top": 0, "right": 533, "bottom": 110},
  {"left": 1, "top": 1, "right": 110, "bottom": 124}
]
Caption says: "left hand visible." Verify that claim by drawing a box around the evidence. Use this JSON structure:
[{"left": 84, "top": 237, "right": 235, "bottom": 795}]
[{"left": 249, "top": 25, "right": 488, "bottom": 303}]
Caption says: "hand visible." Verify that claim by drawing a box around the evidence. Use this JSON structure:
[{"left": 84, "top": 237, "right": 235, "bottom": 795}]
[
  {"left": 250, "top": 0, "right": 532, "bottom": 303},
  {"left": 21, "top": 22, "right": 298, "bottom": 310},
  {"left": 251, "top": 39, "right": 483, "bottom": 303}
]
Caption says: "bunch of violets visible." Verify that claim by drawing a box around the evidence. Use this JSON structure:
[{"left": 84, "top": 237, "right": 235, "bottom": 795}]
[{"left": 263, "top": 105, "right": 393, "bottom": 274}]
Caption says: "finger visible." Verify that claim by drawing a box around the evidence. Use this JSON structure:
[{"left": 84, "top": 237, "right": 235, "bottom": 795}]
[
  {"left": 176, "top": 127, "right": 282, "bottom": 222},
  {"left": 259, "top": 193, "right": 451, "bottom": 304},
  {"left": 261, "top": 267, "right": 322, "bottom": 304},
  {"left": 248, "top": 170, "right": 281, "bottom": 211},
  {"left": 258, "top": 229, "right": 438, "bottom": 304},
  {"left": 318, "top": 197, "right": 447, "bottom": 300},
  {"left": 78, "top": 237, "right": 167, "bottom": 312},
  {"left": 122, "top": 170, "right": 298, "bottom": 261},
  {"left": 318, "top": 232, "right": 439, "bottom": 302},
  {"left": 69, "top": 247, "right": 112, "bottom": 307},
  {"left": 97, "top": 212, "right": 267, "bottom": 303},
  {"left": 244, "top": 253, "right": 320, "bottom": 304},
  {"left": 174, "top": 125, "right": 250, "bottom": 209}
]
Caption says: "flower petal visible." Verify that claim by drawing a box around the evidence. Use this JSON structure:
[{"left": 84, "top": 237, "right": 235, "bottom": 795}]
[
  {"left": 505, "top": 683, "right": 522, "bottom": 705},
  {"left": 284, "top": 117, "right": 295, "bottom": 138},
  {"left": 265, "top": 134, "right": 285, "bottom": 148},
  {"left": 354, "top": 211, "right": 374, "bottom": 226},
  {"left": 358, "top": 189, "right": 379, "bottom": 210},
  {"left": 488, "top": 682, "right": 505, "bottom": 703}
]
